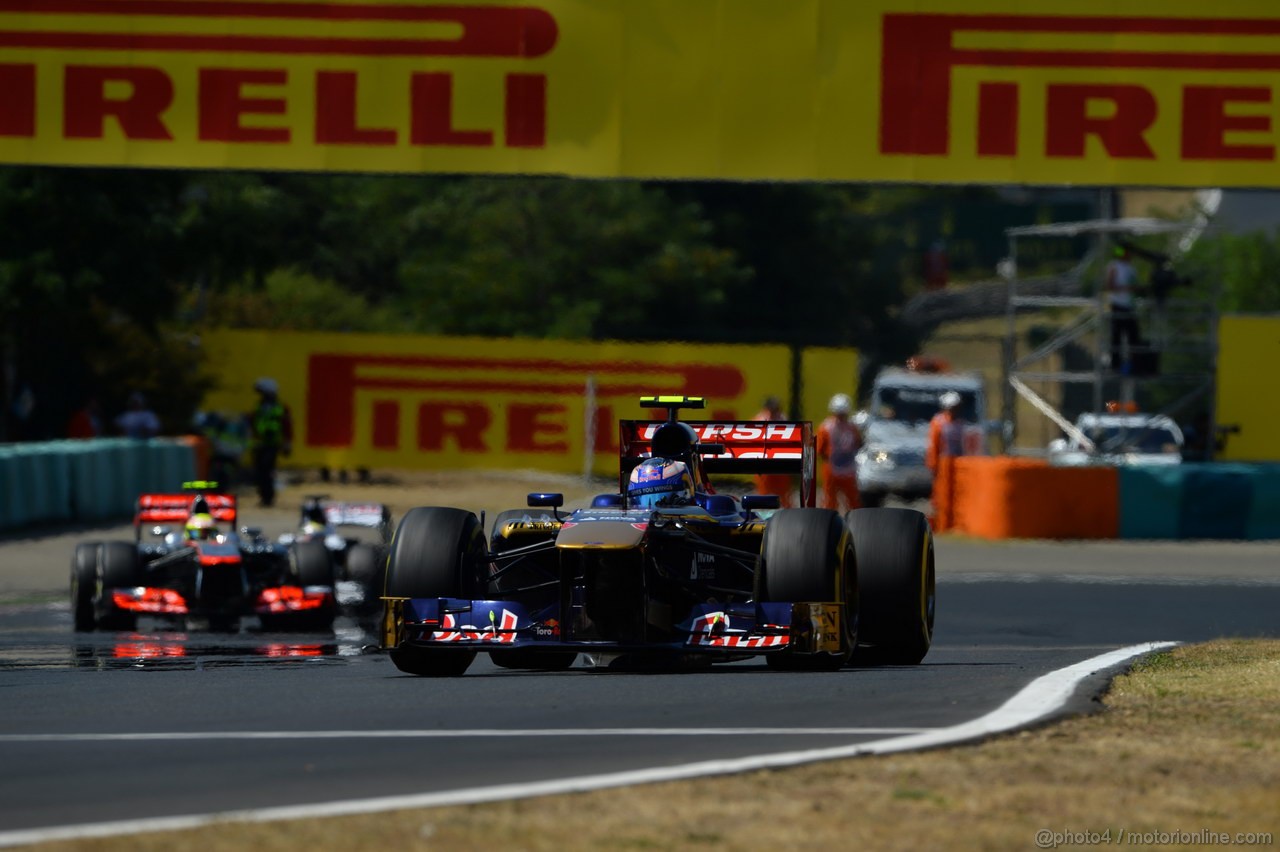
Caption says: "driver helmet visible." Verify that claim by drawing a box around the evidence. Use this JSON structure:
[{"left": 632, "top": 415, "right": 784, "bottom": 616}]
[
  {"left": 185, "top": 512, "right": 219, "bottom": 541},
  {"left": 302, "top": 500, "right": 328, "bottom": 531},
  {"left": 939, "top": 391, "right": 962, "bottom": 411},
  {"left": 829, "top": 393, "right": 853, "bottom": 415},
  {"left": 627, "top": 457, "right": 695, "bottom": 510}
]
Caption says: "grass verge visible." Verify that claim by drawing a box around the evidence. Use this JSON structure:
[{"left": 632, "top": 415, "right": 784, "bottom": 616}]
[{"left": 29, "top": 639, "right": 1279, "bottom": 851}]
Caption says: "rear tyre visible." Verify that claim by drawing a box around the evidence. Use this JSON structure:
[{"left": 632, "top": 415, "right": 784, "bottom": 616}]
[
  {"left": 345, "top": 543, "right": 385, "bottom": 613},
  {"left": 96, "top": 542, "right": 140, "bottom": 632},
  {"left": 290, "top": 539, "right": 336, "bottom": 588},
  {"left": 345, "top": 543, "right": 381, "bottom": 586},
  {"left": 385, "top": 507, "right": 486, "bottom": 677},
  {"left": 755, "top": 508, "right": 856, "bottom": 671},
  {"left": 846, "top": 508, "right": 934, "bottom": 665},
  {"left": 71, "top": 543, "right": 100, "bottom": 631}
]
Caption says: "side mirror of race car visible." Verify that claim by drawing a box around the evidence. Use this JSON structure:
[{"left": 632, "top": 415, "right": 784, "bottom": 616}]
[
  {"left": 527, "top": 493, "right": 564, "bottom": 509},
  {"left": 742, "top": 495, "right": 781, "bottom": 511}
]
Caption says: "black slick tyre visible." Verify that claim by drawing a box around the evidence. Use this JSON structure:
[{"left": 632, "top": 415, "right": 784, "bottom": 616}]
[
  {"left": 846, "top": 507, "right": 934, "bottom": 665},
  {"left": 344, "top": 543, "right": 385, "bottom": 613},
  {"left": 755, "top": 508, "right": 857, "bottom": 670},
  {"left": 276, "top": 539, "right": 336, "bottom": 630},
  {"left": 385, "top": 507, "right": 487, "bottom": 677},
  {"left": 96, "top": 542, "right": 140, "bottom": 631},
  {"left": 71, "top": 542, "right": 100, "bottom": 631},
  {"left": 290, "top": 539, "right": 335, "bottom": 588},
  {"left": 345, "top": 543, "right": 381, "bottom": 587}
]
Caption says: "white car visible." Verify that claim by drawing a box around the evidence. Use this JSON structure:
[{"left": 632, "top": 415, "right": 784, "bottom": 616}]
[{"left": 1048, "top": 413, "right": 1184, "bottom": 467}]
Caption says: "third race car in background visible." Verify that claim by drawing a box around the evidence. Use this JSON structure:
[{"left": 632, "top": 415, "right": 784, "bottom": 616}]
[
  {"left": 278, "top": 495, "right": 392, "bottom": 615},
  {"left": 381, "top": 397, "right": 936, "bottom": 676}
]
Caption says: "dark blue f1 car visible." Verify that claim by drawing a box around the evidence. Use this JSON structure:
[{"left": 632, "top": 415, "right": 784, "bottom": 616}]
[{"left": 381, "top": 396, "right": 935, "bottom": 676}]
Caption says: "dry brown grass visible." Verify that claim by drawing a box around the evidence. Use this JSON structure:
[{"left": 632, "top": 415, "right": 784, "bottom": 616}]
[{"left": 32, "top": 640, "right": 1279, "bottom": 852}]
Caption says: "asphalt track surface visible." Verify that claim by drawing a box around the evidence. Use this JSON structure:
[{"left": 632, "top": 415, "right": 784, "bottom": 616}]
[{"left": 1, "top": 522, "right": 1278, "bottom": 842}]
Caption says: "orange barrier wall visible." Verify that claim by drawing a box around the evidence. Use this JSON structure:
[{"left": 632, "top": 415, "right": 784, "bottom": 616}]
[{"left": 936, "top": 457, "right": 1119, "bottom": 540}]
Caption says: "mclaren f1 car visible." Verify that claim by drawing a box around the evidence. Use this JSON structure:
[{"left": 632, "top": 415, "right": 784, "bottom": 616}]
[
  {"left": 381, "top": 397, "right": 935, "bottom": 676},
  {"left": 72, "top": 484, "right": 337, "bottom": 632}
]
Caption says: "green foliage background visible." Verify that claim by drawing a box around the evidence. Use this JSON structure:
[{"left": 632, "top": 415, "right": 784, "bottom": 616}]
[{"left": 3, "top": 167, "right": 1273, "bottom": 441}]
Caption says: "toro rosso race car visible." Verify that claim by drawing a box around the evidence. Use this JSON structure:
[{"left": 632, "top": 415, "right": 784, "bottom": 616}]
[
  {"left": 71, "top": 484, "right": 336, "bottom": 632},
  {"left": 381, "top": 397, "right": 935, "bottom": 676}
]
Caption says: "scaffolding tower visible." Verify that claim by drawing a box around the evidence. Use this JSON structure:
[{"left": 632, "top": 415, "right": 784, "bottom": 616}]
[{"left": 1001, "top": 218, "right": 1219, "bottom": 459}]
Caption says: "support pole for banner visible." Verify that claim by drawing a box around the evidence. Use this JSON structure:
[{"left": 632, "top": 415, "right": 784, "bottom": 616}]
[{"left": 583, "top": 373, "right": 597, "bottom": 484}]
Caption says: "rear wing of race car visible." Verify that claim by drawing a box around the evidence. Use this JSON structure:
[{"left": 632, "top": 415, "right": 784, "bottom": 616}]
[
  {"left": 619, "top": 397, "right": 816, "bottom": 507},
  {"left": 320, "top": 501, "right": 393, "bottom": 543},
  {"left": 134, "top": 491, "right": 237, "bottom": 540}
]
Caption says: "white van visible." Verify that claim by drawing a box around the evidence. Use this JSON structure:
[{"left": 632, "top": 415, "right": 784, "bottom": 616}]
[{"left": 856, "top": 367, "right": 986, "bottom": 507}]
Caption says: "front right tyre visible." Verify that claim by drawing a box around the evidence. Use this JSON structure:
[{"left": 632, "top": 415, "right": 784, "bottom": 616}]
[{"left": 384, "top": 507, "right": 488, "bottom": 677}]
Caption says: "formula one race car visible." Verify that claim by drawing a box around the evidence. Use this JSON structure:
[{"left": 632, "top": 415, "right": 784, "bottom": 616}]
[
  {"left": 278, "top": 495, "right": 392, "bottom": 613},
  {"left": 71, "top": 484, "right": 336, "bottom": 632},
  {"left": 381, "top": 397, "right": 935, "bottom": 676}
]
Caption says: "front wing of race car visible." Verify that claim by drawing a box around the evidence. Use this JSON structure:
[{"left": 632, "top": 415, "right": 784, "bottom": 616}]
[{"left": 382, "top": 597, "right": 844, "bottom": 658}]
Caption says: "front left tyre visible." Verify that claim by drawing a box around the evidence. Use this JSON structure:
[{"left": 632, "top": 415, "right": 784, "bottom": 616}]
[
  {"left": 71, "top": 542, "right": 100, "bottom": 632},
  {"left": 846, "top": 507, "right": 934, "bottom": 665},
  {"left": 95, "top": 542, "right": 141, "bottom": 631}
]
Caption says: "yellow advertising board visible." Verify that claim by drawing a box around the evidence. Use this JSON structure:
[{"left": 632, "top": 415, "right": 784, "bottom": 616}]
[
  {"left": 3, "top": 0, "right": 1279, "bottom": 187},
  {"left": 1216, "top": 315, "right": 1280, "bottom": 462},
  {"left": 200, "top": 330, "right": 845, "bottom": 474}
]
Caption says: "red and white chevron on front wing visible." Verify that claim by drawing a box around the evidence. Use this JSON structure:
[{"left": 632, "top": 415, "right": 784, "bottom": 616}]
[
  {"left": 687, "top": 611, "right": 789, "bottom": 649},
  {"left": 430, "top": 610, "right": 519, "bottom": 644}
]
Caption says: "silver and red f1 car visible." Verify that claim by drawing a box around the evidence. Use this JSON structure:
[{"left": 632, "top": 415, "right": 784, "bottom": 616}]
[
  {"left": 278, "top": 495, "right": 392, "bottom": 614},
  {"left": 381, "top": 397, "right": 936, "bottom": 676},
  {"left": 71, "top": 484, "right": 336, "bottom": 632}
]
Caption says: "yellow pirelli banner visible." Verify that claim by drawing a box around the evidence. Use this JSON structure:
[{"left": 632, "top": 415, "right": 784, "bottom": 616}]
[
  {"left": 3, "top": 1, "right": 1279, "bottom": 187},
  {"left": 201, "top": 330, "right": 857, "bottom": 473},
  {"left": 1216, "top": 315, "right": 1280, "bottom": 462}
]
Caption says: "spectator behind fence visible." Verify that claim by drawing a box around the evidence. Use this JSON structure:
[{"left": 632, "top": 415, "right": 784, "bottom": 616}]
[
  {"left": 66, "top": 396, "right": 103, "bottom": 439},
  {"left": 116, "top": 392, "right": 160, "bottom": 439}
]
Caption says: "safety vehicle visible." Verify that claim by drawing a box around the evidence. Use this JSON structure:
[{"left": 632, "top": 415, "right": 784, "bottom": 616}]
[
  {"left": 381, "top": 397, "right": 936, "bottom": 676},
  {"left": 71, "top": 484, "right": 336, "bottom": 632},
  {"left": 1048, "top": 411, "right": 1185, "bottom": 467},
  {"left": 856, "top": 361, "right": 987, "bottom": 507}
]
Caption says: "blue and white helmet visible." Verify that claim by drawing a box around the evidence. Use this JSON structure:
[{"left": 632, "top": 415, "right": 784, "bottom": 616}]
[{"left": 628, "top": 457, "right": 695, "bottom": 509}]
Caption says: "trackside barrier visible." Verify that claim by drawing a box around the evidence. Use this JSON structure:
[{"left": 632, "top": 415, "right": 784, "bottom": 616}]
[
  {"left": 1118, "top": 464, "right": 1280, "bottom": 541},
  {"left": 0, "top": 438, "right": 198, "bottom": 530},
  {"left": 936, "top": 456, "right": 1280, "bottom": 540},
  {"left": 940, "top": 457, "right": 1119, "bottom": 540}
]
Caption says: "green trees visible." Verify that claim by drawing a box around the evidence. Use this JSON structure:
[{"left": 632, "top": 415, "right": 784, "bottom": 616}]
[{"left": 0, "top": 167, "right": 997, "bottom": 439}]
